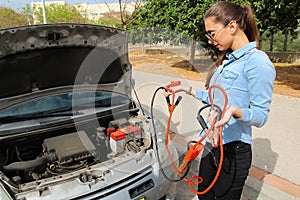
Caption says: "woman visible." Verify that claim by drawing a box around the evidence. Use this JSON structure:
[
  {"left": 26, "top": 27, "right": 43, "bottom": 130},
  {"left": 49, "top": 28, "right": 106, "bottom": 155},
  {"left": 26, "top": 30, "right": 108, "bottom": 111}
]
[{"left": 179, "top": 1, "right": 275, "bottom": 199}]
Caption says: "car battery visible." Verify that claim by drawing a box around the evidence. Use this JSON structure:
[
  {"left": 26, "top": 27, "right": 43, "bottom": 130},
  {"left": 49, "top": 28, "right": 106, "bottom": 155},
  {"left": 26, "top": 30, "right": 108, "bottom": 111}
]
[
  {"left": 109, "top": 125, "right": 142, "bottom": 153},
  {"left": 110, "top": 129, "right": 126, "bottom": 153},
  {"left": 120, "top": 125, "right": 141, "bottom": 139}
]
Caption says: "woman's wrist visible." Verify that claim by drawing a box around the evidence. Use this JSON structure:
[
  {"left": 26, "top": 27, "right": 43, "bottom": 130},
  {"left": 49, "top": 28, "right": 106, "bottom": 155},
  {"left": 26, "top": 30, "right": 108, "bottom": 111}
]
[{"left": 229, "top": 106, "right": 243, "bottom": 119}]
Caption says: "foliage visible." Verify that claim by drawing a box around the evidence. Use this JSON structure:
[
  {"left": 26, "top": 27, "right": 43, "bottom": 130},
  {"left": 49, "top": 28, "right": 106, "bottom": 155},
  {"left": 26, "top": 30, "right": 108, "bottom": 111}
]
[
  {"left": 21, "top": 4, "right": 34, "bottom": 25},
  {"left": 33, "top": 3, "right": 89, "bottom": 24},
  {"left": 88, "top": 9, "right": 122, "bottom": 28},
  {"left": 0, "top": 7, "right": 29, "bottom": 29},
  {"left": 1, "top": 0, "right": 299, "bottom": 52},
  {"left": 250, "top": 0, "right": 299, "bottom": 51},
  {"left": 129, "top": 0, "right": 218, "bottom": 64},
  {"left": 260, "top": 30, "right": 300, "bottom": 52},
  {"left": 94, "top": 17, "right": 122, "bottom": 28},
  {"left": 131, "top": 0, "right": 215, "bottom": 40},
  {"left": 130, "top": 0, "right": 299, "bottom": 54},
  {"left": 101, "top": 0, "right": 144, "bottom": 30},
  {"left": 118, "top": 0, "right": 144, "bottom": 29}
]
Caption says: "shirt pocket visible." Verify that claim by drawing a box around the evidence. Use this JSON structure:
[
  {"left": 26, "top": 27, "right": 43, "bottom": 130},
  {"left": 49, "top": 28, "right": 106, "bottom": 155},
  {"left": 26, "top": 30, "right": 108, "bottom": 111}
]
[{"left": 222, "top": 70, "right": 239, "bottom": 90}]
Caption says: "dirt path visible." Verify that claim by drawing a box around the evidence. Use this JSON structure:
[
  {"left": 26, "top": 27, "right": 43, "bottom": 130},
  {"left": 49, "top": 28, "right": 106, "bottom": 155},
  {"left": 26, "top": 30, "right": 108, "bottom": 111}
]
[{"left": 129, "top": 50, "right": 300, "bottom": 98}]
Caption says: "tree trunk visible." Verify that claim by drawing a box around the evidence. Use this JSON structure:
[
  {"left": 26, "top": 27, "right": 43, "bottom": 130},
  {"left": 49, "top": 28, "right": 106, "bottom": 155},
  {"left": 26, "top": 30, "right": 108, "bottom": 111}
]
[
  {"left": 142, "top": 30, "right": 145, "bottom": 53},
  {"left": 269, "top": 33, "right": 274, "bottom": 52},
  {"left": 189, "top": 39, "right": 196, "bottom": 71},
  {"left": 283, "top": 28, "right": 288, "bottom": 52}
]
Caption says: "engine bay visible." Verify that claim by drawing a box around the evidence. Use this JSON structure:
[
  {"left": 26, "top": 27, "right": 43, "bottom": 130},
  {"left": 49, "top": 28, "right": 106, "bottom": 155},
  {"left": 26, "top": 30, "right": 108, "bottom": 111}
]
[{"left": 0, "top": 113, "right": 153, "bottom": 192}]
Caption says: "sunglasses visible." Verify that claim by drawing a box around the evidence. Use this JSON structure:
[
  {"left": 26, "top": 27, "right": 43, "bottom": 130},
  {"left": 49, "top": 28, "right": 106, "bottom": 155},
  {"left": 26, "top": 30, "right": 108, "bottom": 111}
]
[{"left": 205, "top": 22, "right": 230, "bottom": 43}]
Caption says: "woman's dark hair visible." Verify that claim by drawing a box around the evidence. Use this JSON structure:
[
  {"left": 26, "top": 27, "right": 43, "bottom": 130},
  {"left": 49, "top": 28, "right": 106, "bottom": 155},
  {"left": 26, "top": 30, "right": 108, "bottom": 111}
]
[
  {"left": 204, "top": 1, "right": 258, "bottom": 44},
  {"left": 204, "top": 1, "right": 259, "bottom": 88}
]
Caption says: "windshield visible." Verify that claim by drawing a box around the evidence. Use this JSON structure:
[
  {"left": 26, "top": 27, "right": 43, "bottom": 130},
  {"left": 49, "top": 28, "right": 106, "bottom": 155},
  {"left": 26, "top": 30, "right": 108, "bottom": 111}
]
[{"left": 0, "top": 91, "right": 130, "bottom": 118}]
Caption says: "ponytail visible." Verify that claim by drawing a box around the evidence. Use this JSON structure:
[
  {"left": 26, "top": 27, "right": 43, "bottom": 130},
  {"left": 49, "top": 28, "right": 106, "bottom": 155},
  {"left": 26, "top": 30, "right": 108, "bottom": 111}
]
[{"left": 241, "top": 4, "right": 259, "bottom": 47}]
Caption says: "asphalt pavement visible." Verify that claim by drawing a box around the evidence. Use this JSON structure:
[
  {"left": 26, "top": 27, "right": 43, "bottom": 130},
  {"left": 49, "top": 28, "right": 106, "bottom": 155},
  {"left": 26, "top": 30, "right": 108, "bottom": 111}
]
[{"left": 132, "top": 70, "right": 300, "bottom": 200}]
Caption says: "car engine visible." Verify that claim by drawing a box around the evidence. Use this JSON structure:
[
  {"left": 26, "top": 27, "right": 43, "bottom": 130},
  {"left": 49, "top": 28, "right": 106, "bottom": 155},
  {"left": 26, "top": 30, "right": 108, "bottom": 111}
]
[{"left": 0, "top": 115, "right": 152, "bottom": 188}]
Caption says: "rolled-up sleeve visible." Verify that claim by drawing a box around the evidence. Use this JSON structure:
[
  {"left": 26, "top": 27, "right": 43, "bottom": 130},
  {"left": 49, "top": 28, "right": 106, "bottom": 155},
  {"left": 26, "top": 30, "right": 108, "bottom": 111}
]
[{"left": 238, "top": 52, "right": 276, "bottom": 127}]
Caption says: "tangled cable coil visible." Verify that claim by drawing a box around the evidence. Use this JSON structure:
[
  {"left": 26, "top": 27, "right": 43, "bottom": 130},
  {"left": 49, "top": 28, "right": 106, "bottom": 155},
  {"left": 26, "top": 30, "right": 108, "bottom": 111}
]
[{"left": 150, "top": 81, "right": 228, "bottom": 195}]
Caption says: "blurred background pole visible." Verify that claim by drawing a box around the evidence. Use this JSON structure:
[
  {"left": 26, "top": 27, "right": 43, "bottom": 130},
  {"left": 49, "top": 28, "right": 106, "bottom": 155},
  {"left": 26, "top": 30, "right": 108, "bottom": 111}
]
[{"left": 42, "top": 0, "right": 47, "bottom": 24}]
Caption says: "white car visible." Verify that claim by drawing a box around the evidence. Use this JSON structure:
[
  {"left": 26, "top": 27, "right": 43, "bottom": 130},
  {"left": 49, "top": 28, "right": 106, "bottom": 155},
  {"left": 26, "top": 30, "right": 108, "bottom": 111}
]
[{"left": 0, "top": 23, "right": 178, "bottom": 200}]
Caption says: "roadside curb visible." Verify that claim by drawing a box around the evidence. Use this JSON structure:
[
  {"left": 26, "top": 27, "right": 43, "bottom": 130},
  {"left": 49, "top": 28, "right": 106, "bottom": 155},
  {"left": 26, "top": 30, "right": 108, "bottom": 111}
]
[
  {"left": 243, "top": 166, "right": 300, "bottom": 200},
  {"left": 170, "top": 133, "right": 300, "bottom": 200}
]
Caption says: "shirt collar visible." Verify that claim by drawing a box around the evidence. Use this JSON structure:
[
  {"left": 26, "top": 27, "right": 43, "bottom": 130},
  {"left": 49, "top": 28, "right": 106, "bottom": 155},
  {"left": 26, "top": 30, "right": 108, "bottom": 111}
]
[{"left": 226, "top": 42, "right": 257, "bottom": 62}]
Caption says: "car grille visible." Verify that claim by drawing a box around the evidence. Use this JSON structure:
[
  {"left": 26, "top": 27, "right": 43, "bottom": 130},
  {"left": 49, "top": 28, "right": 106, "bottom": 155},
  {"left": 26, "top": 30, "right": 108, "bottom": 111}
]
[{"left": 71, "top": 166, "right": 153, "bottom": 200}]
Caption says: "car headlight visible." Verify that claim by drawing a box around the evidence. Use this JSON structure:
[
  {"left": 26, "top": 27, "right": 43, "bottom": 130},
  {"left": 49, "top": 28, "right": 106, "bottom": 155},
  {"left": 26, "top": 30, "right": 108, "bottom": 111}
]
[
  {"left": 156, "top": 131, "right": 179, "bottom": 179},
  {"left": 150, "top": 111, "right": 179, "bottom": 179}
]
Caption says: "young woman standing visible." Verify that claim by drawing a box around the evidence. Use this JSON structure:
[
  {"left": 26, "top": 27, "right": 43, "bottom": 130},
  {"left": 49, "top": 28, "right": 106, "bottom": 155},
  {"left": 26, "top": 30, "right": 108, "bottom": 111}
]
[{"left": 181, "top": 1, "right": 275, "bottom": 199}]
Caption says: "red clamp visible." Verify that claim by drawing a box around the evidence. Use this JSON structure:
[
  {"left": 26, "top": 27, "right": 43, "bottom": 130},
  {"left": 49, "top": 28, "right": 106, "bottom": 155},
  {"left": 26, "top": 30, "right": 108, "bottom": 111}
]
[
  {"left": 178, "top": 143, "right": 204, "bottom": 173},
  {"left": 165, "top": 81, "right": 181, "bottom": 93}
]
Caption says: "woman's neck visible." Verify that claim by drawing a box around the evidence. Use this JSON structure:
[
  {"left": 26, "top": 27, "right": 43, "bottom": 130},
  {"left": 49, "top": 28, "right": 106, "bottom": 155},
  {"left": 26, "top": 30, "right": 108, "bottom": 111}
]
[{"left": 231, "top": 30, "right": 250, "bottom": 51}]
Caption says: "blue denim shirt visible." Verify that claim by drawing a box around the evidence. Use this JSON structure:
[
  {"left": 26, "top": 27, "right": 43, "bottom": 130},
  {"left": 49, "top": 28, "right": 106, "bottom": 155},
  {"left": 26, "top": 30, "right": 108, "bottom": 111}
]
[{"left": 195, "top": 42, "right": 276, "bottom": 144}]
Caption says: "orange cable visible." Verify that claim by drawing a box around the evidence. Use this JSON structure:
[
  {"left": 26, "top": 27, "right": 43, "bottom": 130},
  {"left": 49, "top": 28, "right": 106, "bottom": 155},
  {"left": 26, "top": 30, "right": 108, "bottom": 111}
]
[{"left": 163, "top": 84, "right": 228, "bottom": 195}]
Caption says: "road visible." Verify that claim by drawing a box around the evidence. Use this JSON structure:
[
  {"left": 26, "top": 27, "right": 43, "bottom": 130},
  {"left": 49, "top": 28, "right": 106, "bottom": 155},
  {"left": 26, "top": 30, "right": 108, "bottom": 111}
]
[{"left": 132, "top": 70, "right": 300, "bottom": 200}]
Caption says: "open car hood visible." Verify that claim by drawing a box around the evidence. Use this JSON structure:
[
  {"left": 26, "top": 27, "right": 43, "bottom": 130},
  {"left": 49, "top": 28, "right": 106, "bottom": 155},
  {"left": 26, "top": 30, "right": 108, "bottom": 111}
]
[{"left": 0, "top": 23, "right": 132, "bottom": 110}]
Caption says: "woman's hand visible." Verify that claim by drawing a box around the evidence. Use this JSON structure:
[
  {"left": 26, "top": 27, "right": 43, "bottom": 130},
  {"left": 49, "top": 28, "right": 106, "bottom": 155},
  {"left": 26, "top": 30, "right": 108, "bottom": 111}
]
[
  {"left": 172, "top": 86, "right": 195, "bottom": 96},
  {"left": 163, "top": 86, "right": 194, "bottom": 96},
  {"left": 215, "top": 105, "right": 243, "bottom": 127},
  {"left": 207, "top": 109, "right": 220, "bottom": 147}
]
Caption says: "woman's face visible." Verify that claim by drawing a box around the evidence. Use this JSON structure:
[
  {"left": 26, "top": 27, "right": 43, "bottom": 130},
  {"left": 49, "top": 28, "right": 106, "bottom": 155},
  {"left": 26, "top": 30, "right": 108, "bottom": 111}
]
[{"left": 204, "top": 17, "right": 233, "bottom": 51}]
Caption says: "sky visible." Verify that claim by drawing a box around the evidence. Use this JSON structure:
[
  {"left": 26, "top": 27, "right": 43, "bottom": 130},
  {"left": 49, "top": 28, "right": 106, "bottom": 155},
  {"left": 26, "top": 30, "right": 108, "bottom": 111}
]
[{"left": 0, "top": 0, "right": 117, "bottom": 12}]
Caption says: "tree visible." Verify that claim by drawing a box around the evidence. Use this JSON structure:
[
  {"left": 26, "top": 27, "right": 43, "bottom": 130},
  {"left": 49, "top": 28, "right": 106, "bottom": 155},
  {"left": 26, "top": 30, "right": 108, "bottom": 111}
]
[
  {"left": 274, "top": 0, "right": 299, "bottom": 51},
  {"left": 260, "top": 30, "right": 300, "bottom": 52},
  {"left": 103, "top": 0, "right": 144, "bottom": 30},
  {"left": 22, "top": 4, "right": 34, "bottom": 25},
  {"left": 130, "top": 0, "right": 217, "bottom": 70},
  {"left": 250, "top": 0, "right": 299, "bottom": 51},
  {"left": 0, "top": 7, "right": 29, "bottom": 28},
  {"left": 118, "top": 0, "right": 144, "bottom": 29},
  {"left": 132, "top": 0, "right": 299, "bottom": 58},
  {"left": 32, "top": 3, "right": 89, "bottom": 24},
  {"left": 94, "top": 12, "right": 122, "bottom": 28}
]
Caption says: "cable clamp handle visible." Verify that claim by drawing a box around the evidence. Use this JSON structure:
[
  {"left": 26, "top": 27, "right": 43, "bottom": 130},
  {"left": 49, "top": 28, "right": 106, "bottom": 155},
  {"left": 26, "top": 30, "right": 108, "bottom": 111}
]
[
  {"left": 165, "top": 81, "right": 181, "bottom": 93},
  {"left": 178, "top": 143, "right": 204, "bottom": 173}
]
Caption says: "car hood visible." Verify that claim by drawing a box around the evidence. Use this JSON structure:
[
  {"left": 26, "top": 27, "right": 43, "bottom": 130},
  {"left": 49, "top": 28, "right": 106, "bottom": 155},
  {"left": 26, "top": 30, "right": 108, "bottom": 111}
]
[{"left": 0, "top": 23, "right": 132, "bottom": 110}]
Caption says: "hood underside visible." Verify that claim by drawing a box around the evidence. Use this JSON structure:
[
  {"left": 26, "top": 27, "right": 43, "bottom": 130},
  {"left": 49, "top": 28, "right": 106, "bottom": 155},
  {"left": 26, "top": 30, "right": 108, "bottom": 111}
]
[{"left": 0, "top": 23, "right": 131, "bottom": 101}]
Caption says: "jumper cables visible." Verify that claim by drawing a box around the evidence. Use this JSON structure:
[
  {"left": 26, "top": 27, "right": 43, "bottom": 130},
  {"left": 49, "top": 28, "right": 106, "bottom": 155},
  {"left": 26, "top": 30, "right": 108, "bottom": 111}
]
[{"left": 151, "top": 80, "right": 228, "bottom": 195}]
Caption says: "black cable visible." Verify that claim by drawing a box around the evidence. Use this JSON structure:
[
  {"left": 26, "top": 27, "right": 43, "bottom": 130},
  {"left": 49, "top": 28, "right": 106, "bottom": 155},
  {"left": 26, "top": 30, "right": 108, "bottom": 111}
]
[
  {"left": 150, "top": 87, "right": 190, "bottom": 182},
  {"left": 196, "top": 104, "right": 223, "bottom": 169},
  {"left": 197, "top": 104, "right": 222, "bottom": 130},
  {"left": 197, "top": 104, "right": 222, "bottom": 120}
]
